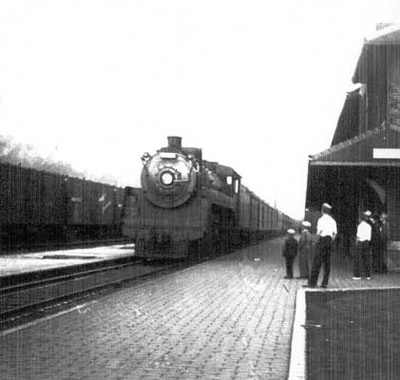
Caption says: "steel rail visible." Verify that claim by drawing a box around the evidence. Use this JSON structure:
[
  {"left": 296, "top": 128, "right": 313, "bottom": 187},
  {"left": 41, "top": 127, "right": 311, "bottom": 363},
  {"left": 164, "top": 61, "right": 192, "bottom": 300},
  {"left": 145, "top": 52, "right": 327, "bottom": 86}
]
[
  {"left": 0, "top": 259, "right": 141, "bottom": 295},
  {"left": 0, "top": 260, "right": 181, "bottom": 325}
]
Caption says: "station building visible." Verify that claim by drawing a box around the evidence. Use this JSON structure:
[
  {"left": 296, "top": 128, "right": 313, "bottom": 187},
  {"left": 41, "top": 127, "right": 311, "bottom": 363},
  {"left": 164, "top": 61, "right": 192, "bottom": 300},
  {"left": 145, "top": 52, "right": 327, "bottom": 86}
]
[{"left": 305, "top": 24, "right": 400, "bottom": 266}]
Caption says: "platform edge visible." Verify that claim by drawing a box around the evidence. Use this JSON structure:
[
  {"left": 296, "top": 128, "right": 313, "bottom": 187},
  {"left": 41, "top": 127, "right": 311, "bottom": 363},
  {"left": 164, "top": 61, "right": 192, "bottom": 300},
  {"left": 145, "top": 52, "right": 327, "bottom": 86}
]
[{"left": 287, "top": 288, "right": 306, "bottom": 380}]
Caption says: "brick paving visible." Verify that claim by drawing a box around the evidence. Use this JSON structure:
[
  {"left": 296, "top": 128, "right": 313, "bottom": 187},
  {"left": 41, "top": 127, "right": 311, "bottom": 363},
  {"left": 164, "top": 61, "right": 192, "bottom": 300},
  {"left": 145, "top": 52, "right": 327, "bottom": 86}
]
[{"left": 0, "top": 237, "right": 399, "bottom": 380}]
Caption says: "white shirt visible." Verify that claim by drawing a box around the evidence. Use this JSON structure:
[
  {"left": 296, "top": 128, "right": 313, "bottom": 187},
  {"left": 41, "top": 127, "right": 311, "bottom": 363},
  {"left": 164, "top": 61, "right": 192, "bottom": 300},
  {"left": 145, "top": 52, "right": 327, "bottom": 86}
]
[
  {"left": 357, "top": 220, "right": 371, "bottom": 242},
  {"left": 317, "top": 213, "right": 337, "bottom": 239}
]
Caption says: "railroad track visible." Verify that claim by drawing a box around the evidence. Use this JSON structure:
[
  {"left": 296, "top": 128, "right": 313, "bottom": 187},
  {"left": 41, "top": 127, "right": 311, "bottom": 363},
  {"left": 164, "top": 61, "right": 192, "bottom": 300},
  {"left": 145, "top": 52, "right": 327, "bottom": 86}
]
[{"left": 0, "top": 258, "right": 183, "bottom": 329}]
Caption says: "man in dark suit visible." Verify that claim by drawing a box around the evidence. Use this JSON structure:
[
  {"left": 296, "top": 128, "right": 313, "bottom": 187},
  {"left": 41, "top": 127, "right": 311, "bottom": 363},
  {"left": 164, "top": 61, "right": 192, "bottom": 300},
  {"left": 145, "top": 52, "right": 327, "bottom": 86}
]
[{"left": 282, "top": 229, "right": 298, "bottom": 279}]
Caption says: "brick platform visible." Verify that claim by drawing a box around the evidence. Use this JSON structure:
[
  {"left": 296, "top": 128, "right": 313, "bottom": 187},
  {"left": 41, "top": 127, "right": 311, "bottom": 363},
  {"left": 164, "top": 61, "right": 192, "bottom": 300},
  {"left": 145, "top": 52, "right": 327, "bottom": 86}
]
[{"left": 0, "top": 237, "right": 399, "bottom": 379}]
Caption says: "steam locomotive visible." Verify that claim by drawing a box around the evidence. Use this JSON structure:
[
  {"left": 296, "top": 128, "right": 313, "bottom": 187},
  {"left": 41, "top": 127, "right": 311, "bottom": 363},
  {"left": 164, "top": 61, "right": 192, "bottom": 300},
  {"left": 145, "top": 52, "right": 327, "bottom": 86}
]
[{"left": 122, "top": 136, "right": 297, "bottom": 259}]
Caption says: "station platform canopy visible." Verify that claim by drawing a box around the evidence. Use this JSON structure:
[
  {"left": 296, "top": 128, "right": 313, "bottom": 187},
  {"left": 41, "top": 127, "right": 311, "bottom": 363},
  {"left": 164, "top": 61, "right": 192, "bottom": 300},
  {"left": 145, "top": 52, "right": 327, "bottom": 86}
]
[{"left": 306, "top": 123, "right": 400, "bottom": 212}]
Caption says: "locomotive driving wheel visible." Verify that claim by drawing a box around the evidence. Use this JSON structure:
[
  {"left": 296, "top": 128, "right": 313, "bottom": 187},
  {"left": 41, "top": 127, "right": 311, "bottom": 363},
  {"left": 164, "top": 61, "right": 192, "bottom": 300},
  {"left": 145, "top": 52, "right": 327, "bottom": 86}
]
[{"left": 135, "top": 239, "right": 145, "bottom": 256}]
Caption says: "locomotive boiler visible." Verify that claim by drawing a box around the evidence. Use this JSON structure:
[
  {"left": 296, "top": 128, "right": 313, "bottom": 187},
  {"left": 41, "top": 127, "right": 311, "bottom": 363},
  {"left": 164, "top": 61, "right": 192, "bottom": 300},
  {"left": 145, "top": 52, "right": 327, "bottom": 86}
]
[{"left": 122, "top": 136, "right": 296, "bottom": 259}]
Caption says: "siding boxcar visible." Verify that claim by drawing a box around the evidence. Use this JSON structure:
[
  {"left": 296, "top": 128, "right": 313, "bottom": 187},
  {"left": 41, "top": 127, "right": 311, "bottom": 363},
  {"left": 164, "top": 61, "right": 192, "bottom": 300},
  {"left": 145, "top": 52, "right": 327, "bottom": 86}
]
[{"left": 0, "top": 161, "right": 124, "bottom": 249}]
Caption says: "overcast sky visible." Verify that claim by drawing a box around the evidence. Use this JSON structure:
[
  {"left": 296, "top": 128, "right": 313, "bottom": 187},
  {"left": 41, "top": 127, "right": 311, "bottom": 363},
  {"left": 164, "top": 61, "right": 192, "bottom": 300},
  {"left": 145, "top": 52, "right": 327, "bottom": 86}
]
[{"left": 0, "top": 1, "right": 399, "bottom": 219}]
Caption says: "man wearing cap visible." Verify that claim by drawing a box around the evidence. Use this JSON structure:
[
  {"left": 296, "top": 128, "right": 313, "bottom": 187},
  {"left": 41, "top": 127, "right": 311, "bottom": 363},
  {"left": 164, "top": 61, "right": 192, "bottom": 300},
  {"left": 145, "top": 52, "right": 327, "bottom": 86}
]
[
  {"left": 353, "top": 210, "right": 372, "bottom": 280},
  {"left": 306, "top": 203, "right": 337, "bottom": 288},
  {"left": 379, "top": 212, "right": 389, "bottom": 274},
  {"left": 297, "top": 221, "right": 313, "bottom": 279},
  {"left": 282, "top": 229, "right": 298, "bottom": 279}
]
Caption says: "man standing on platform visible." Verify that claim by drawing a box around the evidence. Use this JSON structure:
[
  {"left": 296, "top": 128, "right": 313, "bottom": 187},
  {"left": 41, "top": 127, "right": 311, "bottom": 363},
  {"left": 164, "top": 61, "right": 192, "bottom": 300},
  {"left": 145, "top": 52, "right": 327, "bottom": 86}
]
[
  {"left": 370, "top": 214, "right": 383, "bottom": 273},
  {"left": 282, "top": 229, "right": 298, "bottom": 279},
  {"left": 380, "top": 212, "right": 389, "bottom": 274},
  {"left": 353, "top": 210, "right": 372, "bottom": 280},
  {"left": 297, "top": 221, "right": 313, "bottom": 279},
  {"left": 305, "top": 203, "right": 337, "bottom": 288}
]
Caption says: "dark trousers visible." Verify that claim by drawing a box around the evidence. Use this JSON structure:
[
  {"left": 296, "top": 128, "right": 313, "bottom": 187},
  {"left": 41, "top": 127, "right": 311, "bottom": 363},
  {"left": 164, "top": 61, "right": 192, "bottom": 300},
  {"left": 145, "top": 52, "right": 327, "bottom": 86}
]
[
  {"left": 309, "top": 236, "right": 332, "bottom": 286},
  {"left": 372, "top": 243, "right": 388, "bottom": 273},
  {"left": 380, "top": 243, "right": 388, "bottom": 274},
  {"left": 353, "top": 241, "right": 371, "bottom": 278},
  {"left": 371, "top": 243, "right": 381, "bottom": 272},
  {"left": 284, "top": 256, "right": 295, "bottom": 278}
]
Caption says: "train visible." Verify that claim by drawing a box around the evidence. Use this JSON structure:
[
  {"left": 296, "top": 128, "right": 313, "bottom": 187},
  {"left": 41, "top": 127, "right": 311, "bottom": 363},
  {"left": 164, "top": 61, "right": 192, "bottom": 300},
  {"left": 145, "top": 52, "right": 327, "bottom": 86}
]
[
  {"left": 122, "top": 136, "right": 298, "bottom": 259},
  {"left": 0, "top": 161, "right": 125, "bottom": 250}
]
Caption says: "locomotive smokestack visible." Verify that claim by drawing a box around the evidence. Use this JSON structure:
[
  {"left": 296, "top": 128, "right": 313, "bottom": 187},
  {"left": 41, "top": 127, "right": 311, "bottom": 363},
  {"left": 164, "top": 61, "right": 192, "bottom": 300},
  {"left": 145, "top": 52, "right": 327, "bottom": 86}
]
[{"left": 167, "top": 136, "right": 182, "bottom": 150}]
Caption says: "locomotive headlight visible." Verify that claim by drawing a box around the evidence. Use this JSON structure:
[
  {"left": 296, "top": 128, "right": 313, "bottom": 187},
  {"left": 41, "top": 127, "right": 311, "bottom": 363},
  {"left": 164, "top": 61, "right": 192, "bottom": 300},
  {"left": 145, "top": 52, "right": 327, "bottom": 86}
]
[{"left": 160, "top": 171, "right": 174, "bottom": 186}]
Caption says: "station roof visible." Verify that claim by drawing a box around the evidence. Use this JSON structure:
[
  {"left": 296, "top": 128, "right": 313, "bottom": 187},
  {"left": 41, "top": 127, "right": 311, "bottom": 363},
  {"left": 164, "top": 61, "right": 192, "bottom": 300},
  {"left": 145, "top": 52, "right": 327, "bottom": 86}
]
[
  {"left": 353, "top": 24, "right": 400, "bottom": 84},
  {"left": 331, "top": 87, "right": 360, "bottom": 146},
  {"left": 309, "top": 123, "right": 400, "bottom": 167},
  {"left": 363, "top": 24, "right": 400, "bottom": 45}
]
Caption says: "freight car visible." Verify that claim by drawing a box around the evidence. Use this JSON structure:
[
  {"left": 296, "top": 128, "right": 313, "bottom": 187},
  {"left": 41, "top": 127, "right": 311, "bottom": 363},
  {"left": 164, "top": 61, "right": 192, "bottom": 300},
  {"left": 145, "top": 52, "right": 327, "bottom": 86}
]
[
  {"left": 122, "top": 136, "right": 298, "bottom": 259},
  {"left": 0, "top": 162, "right": 125, "bottom": 250}
]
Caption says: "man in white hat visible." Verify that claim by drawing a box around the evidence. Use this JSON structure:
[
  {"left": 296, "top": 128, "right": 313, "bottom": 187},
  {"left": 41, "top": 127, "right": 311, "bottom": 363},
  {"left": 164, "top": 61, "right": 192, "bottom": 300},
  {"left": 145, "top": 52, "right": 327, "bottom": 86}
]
[
  {"left": 297, "top": 221, "right": 313, "bottom": 279},
  {"left": 282, "top": 228, "right": 298, "bottom": 279},
  {"left": 353, "top": 210, "right": 372, "bottom": 280},
  {"left": 306, "top": 203, "right": 337, "bottom": 288}
]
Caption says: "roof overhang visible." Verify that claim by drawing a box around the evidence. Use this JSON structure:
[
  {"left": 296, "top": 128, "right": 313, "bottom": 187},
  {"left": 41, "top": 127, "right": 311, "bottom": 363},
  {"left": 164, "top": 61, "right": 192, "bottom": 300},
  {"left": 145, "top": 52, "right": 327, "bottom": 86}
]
[{"left": 309, "top": 124, "right": 400, "bottom": 168}]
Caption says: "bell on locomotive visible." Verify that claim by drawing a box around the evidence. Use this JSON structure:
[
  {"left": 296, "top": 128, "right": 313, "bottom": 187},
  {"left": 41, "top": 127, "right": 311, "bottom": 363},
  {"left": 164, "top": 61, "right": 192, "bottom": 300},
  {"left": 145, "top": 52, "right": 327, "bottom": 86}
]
[{"left": 140, "top": 136, "right": 199, "bottom": 208}]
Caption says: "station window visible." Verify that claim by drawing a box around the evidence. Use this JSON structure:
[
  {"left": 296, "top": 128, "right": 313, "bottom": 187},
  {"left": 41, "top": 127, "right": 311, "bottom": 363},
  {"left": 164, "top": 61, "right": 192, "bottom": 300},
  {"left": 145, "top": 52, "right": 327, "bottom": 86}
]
[
  {"left": 234, "top": 179, "right": 239, "bottom": 194},
  {"left": 227, "top": 176, "right": 232, "bottom": 185}
]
